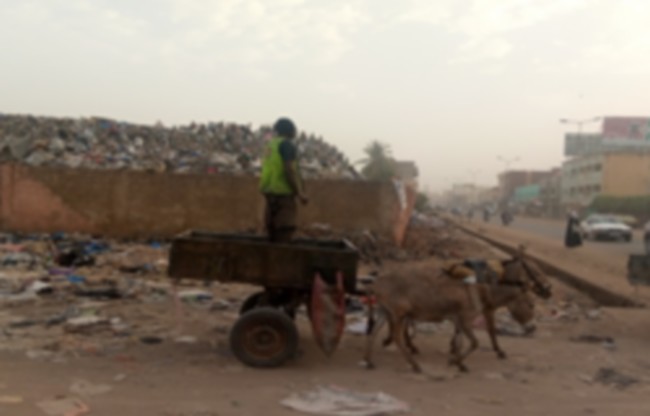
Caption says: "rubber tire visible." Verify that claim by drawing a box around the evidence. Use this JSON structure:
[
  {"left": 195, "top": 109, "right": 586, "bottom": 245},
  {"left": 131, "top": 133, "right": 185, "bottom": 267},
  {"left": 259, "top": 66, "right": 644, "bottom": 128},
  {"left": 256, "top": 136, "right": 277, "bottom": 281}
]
[
  {"left": 239, "top": 292, "right": 264, "bottom": 316},
  {"left": 229, "top": 307, "right": 299, "bottom": 368}
]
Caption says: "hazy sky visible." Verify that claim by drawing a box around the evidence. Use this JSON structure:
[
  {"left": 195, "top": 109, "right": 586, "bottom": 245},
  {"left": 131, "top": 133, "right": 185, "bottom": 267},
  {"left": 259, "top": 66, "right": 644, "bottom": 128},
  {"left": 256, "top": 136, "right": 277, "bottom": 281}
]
[{"left": 2, "top": 0, "right": 649, "bottom": 191}]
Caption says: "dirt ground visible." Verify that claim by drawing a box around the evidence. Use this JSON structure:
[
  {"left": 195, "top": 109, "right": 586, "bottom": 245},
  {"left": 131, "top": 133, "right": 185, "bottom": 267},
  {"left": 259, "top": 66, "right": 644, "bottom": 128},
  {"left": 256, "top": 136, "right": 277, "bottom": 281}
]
[{"left": 1, "top": 233, "right": 650, "bottom": 416}]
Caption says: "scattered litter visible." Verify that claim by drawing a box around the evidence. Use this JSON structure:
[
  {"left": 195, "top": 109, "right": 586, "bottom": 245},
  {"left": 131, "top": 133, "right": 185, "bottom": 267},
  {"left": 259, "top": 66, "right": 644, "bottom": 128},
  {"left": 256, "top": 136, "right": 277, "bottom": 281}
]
[
  {"left": 29, "top": 280, "right": 54, "bottom": 295},
  {"left": 483, "top": 372, "right": 505, "bottom": 381},
  {"left": 69, "top": 380, "right": 112, "bottom": 397},
  {"left": 345, "top": 298, "right": 365, "bottom": 313},
  {"left": 405, "top": 370, "right": 456, "bottom": 383},
  {"left": 140, "top": 336, "right": 164, "bottom": 345},
  {"left": 0, "top": 395, "right": 24, "bottom": 404},
  {"left": 10, "top": 318, "right": 40, "bottom": 328},
  {"left": 495, "top": 325, "right": 527, "bottom": 337},
  {"left": 0, "top": 291, "right": 38, "bottom": 305},
  {"left": 37, "top": 396, "right": 89, "bottom": 416},
  {"left": 346, "top": 319, "right": 368, "bottom": 335},
  {"left": 65, "top": 316, "right": 109, "bottom": 333},
  {"left": 570, "top": 335, "right": 616, "bottom": 350},
  {"left": 210, "top": 299, "right": 231, "bottom": 311},
  {"left": 66, "top": 275, "right": 86, "bottom": 284},
  {"left": 593, "top": 368, "right": 639, "bottom": 390},
  {"left": 74, "top": 287, "right": 122, "bottom": 300},
  {"left": 571, "top": 334, "right": 613, "bottom": 344},
  {"left": 281, "top": 385, "right": 410, "bottom": 416},
  {"left": 26, "top": 350, "right": 55, "bottom": 361},
  {"left": 46, "top": 311, "right": 74, "bottom": 327},
  {"left": 178, "top": 290, "right": 213, "bottom": 304},
  {"left": 586, "top": 309, "right": 601, "bottom": 320},
  {"left": 175, "top": 336, "right": 198, "bottom": 344},
  {"left": 110, "top": 317, "right": 131, "bottom": 335},
  {"left": 113, "top": 374, "right": 127, "bottom": 383}
]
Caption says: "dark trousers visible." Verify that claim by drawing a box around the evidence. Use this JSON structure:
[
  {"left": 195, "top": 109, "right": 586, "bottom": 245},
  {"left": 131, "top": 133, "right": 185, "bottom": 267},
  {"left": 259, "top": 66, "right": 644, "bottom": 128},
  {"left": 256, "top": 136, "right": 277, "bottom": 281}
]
[{"left": 264, "top": 194, "right": 297, "bottom": 243}]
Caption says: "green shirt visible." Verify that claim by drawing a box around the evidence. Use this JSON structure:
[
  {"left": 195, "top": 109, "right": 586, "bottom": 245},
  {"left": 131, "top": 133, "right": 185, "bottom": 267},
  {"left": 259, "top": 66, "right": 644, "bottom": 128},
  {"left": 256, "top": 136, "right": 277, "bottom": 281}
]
[{"left": 259, "top": 137, "right": 300, "bottom": 195}]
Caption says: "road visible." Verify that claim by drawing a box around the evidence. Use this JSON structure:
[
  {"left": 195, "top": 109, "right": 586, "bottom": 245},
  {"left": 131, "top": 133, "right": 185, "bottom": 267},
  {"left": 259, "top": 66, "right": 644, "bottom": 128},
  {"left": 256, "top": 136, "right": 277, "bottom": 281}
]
[{"left": 486, "top": 216, "right": 645, "bottom": 257}]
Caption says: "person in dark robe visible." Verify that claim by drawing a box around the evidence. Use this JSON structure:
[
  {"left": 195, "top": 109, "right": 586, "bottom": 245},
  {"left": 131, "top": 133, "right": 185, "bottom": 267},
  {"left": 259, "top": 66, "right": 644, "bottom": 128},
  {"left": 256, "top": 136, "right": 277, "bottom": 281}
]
[{"left": 565, "top": 211, "right": 583, "bottom": 248}]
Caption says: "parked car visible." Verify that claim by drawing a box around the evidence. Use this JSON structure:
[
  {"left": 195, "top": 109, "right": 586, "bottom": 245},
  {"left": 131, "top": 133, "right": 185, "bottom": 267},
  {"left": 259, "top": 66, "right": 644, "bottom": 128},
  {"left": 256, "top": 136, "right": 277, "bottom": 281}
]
[
  {"left": 609, "top": 214, "right": 638, "bottom": 229},
  {"left": 580, "top": 215, "right": 633, "bottom": 242},
  {"left": 644, "top": 220, "right": 650, "bottom": 254}
]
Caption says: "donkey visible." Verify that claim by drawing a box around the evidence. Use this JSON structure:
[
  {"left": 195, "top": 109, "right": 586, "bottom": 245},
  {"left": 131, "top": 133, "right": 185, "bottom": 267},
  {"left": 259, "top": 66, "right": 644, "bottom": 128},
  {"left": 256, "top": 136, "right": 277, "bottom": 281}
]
[{"left": 363, "top": 249, "right": 551, "bottom": 372}]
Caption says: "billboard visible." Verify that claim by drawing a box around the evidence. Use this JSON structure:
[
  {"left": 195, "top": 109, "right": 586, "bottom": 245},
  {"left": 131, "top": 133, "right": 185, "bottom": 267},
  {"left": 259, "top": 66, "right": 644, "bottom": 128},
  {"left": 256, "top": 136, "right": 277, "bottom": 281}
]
[
  {"left": 602, "top": 117, "right": 650, "bottom": 148},
  {"left": 564, "top": 117, "right": 650, "bottom": 156}
]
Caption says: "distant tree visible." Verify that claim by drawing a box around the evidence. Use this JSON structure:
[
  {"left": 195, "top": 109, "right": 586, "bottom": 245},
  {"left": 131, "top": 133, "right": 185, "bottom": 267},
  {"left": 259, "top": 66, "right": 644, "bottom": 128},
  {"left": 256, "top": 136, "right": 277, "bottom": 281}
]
[
  {"left": 415, "top": 192, "right": 431, "bottom": 213},
  {"left": 357, "top": 141, "right": 395, "bottom": 181}
]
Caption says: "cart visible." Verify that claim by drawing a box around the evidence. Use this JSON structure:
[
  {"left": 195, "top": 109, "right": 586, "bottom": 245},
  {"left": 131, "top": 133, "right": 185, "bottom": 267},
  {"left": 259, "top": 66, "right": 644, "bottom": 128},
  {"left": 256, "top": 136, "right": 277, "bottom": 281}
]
[{"left": 168, "top": 231, "right": 360, "bottom": 368}]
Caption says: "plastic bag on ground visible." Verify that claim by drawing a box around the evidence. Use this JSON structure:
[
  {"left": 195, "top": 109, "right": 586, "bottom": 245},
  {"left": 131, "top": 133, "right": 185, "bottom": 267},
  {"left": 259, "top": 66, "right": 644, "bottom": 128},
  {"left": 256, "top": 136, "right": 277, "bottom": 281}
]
[{"left": 281, "top": 385, "right": 410, "bottom": 416}]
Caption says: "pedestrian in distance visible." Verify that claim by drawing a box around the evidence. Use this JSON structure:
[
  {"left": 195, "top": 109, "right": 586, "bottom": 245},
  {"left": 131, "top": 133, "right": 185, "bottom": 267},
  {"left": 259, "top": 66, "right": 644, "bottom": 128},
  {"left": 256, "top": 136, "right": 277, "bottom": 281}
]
[{"left": 564, "top": 210, "right": 583, "bottom": 248}]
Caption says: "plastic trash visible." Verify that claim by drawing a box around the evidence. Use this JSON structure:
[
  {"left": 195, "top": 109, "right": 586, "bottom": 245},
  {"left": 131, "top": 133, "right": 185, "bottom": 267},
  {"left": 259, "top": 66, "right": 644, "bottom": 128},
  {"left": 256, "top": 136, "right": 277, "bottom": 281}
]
[
  {"left": 67, "top": 275, "right": 86, "bottom": 284},
  {"left": 178, "top": 289, "right": 213, "bottom": 304},
  {"left": 281, "top": 385, "right": 410, "bottom": 416},
  {"left": 69, "top": 380, "right": 112, "bottom": 397},
  {"left": 37, "top": 396, "right": 90, "bottom": 416},
  {"left": 65, "top": 316, "right": 109, "bottom": 333},
  {"left": 346, "top": 319, "right": 369, "bottom": 335}
]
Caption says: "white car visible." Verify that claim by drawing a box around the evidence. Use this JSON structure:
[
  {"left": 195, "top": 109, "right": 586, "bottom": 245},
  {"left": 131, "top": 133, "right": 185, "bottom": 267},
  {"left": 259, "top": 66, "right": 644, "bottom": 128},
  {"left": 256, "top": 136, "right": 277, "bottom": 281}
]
[{"left": 580, "top": 215, "right": 633, "bottom": 242}]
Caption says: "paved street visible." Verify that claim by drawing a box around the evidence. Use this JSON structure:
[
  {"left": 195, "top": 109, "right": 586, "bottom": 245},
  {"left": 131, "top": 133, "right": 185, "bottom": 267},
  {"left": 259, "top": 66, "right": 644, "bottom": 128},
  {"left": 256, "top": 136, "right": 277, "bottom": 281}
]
[{"left": 485, "top": 216, "right": 645, "bottom": 257}]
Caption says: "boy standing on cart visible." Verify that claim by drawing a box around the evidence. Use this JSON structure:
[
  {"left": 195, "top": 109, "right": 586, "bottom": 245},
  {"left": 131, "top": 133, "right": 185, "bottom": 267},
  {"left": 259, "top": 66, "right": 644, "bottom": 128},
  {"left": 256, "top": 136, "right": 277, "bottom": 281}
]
[{"left": 260, "top": 117, "right": 308, "bottom": 242}]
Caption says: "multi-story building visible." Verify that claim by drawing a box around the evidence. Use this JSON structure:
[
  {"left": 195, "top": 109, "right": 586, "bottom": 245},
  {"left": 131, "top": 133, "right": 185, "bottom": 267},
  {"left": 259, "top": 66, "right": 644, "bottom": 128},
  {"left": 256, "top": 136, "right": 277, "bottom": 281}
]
[
  {"left": 561, "top": 116, "right": 650, "bottom": 209},
  {"left": 561, "top": 152, "right": 650, "bottom": 208},
  {"left": 538, "top": 169, "right": 562, "bottom": 217},
  {"left": 498, "top": 170, "right": 553, "bottom": 203}
]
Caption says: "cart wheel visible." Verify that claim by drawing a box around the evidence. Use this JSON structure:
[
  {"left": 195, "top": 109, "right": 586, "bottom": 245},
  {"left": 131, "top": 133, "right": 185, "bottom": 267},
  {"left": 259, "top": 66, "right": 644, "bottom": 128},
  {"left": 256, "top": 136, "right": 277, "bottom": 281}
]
[{"left": 230, "top": 307, "right": 299, "bottom": 368}]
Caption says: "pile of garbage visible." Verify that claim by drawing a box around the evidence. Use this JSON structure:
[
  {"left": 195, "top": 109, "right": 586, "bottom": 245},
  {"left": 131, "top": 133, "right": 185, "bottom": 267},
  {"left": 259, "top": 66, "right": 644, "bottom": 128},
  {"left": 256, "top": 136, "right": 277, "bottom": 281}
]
[
  {"left": 299, "top": 216, "right": 490, "bottom": 265},
  {"left": 0, "top": 114, "right": 359, "bottom": 179}
]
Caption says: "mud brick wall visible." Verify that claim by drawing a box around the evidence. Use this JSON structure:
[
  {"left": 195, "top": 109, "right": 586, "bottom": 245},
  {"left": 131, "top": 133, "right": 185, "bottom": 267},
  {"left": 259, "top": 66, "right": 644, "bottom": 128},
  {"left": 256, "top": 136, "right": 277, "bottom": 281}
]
[{"left": 0, "top": 164, "right": 411, "bottom": 242}]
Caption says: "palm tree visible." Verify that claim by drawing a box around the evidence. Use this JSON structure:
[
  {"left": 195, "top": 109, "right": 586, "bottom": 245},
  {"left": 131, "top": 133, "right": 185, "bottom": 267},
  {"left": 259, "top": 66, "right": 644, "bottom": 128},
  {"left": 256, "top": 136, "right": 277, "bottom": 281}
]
[{"left": 357, "top": 141, "right": 395, "bottom": 181}]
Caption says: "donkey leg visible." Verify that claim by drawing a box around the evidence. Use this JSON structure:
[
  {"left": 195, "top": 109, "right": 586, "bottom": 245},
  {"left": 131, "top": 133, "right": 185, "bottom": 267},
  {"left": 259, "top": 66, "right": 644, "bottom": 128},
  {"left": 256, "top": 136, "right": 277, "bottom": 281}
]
[
  {"left": 393, "top": 317, "right": 422, "bottom": 373},
  {"left": 484, "top": 310, "right": 507, "bottom": 359},
  {"left": 452, "top": 316, "right": 479, "bottom": 373},
  {"left": 363, "top": 305, "right": 385, "bottom": 369}
]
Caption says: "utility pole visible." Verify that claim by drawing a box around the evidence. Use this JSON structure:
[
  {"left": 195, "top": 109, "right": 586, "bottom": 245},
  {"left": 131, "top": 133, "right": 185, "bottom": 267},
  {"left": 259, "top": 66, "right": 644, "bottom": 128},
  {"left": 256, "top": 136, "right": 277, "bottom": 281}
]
[
  {"left": 497, "top": 155, "right": 520, "bottom": 171},
  {"left": 559, "top": 117, "right": 602, "bottom": 134}
]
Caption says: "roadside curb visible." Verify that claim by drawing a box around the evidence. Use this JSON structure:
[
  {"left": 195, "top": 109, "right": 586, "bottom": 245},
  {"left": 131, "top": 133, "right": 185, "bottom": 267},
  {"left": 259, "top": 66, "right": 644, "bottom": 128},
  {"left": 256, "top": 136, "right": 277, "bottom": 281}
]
[{"left": 450, "top": 219, "right": 644, "bottom": 308}]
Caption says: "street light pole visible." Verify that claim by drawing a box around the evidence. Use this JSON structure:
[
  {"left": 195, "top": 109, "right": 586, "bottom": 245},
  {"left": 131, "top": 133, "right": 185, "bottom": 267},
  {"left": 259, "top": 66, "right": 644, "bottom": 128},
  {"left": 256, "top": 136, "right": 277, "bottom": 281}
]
[
  {"left": 497, "top": 155, "right": 520, "bottom": 171},
  {"left": 559, "top": 116, "right": 602, "bottom": 134}
]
